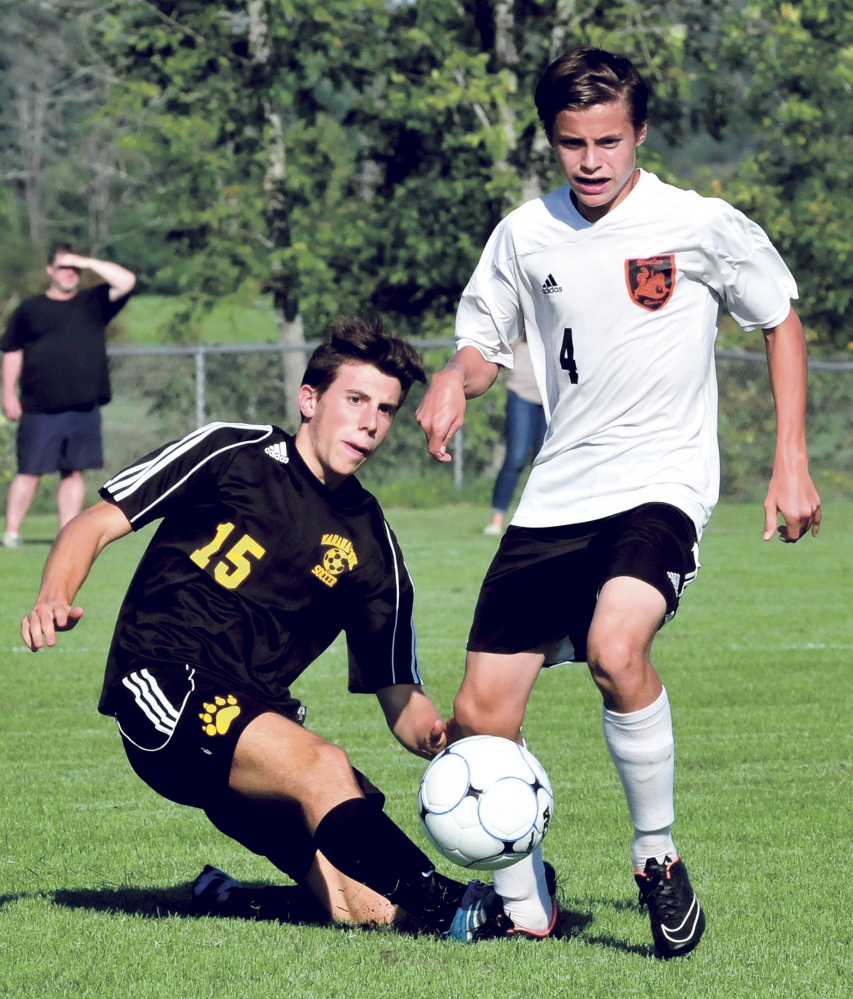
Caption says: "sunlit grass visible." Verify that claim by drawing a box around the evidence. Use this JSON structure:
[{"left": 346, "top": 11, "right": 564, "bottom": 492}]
[{"left": 1, "top": 504, "right": 850, "bottom": 997}]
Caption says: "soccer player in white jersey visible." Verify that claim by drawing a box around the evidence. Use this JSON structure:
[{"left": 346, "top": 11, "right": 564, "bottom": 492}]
[{"left": 417, "top": 48, "right": 821, "bottom": 957}]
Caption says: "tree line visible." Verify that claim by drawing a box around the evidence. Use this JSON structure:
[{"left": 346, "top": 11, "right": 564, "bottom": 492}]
[{"left": 2, "top": 0, "right": 852, "bottom": 358}]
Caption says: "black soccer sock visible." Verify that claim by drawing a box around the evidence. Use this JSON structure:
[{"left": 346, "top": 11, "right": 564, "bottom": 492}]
[{"left": 313, "top": 797, "right": 467, "bottom": 932}]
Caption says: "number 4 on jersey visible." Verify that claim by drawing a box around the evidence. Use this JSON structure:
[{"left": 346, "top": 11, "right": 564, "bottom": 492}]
[{"left": 560, "top": 328, "right": 579, "bottom": 384}]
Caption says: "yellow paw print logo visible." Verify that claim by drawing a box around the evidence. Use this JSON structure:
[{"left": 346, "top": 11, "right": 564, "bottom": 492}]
[{"left": 199, "top": 695, "right": 241, "bottom": 736}]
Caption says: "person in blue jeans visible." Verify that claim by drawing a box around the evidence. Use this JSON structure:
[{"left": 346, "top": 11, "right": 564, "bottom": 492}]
[{"left": 484, "top": 337, "right": 546, "bottom": 536}]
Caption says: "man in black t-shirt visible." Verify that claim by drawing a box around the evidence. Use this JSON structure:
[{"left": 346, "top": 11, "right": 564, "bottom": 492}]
[
  {"left": 1, "top": 242, "right": 135, "bottom": 548},
  {"left": 20, "top": 318, "right": 513, "bottom": 942}
]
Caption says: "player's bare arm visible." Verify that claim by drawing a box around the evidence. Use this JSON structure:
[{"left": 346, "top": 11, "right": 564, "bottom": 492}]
[
  {"left": 416, "top": 346, "right": 500, "bottom": 462},
  {"left": 762, "top": 307, "right": 821, "bottom": 542},
  {"left": 54, "top": 253, "right": 137, "bottom": 301},
  {"left": 376, "top": 684, "right": 447, "bottom": 759},
  {"left": 22, "top": 500, "right": 132, "bottom": 651},
  {"left": 2, "top": 349, "right": 23, "bottom": 421}
]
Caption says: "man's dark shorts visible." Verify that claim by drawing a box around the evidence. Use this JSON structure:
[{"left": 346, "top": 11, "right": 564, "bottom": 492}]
[
  {"left": 17, "top": 405, "right": 103, "bottom": 475},
  {"left": 468, "top": 502, "right": 699, "bottom": 665},
  {"left": 112, "top": 663, "right": 383, "bottom": 884}
]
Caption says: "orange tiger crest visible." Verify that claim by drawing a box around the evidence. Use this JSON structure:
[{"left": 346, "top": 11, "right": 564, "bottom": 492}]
[{"left": 625, "top": 256, "right": 675, "bottom": 311}]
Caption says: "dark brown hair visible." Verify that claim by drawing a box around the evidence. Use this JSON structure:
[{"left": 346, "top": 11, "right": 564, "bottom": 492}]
[
  {"left": 302, "top": 316, "right": 426, "bottom": 402},
  {"left": 47, "top": 242, "right": 77, "bottom": 266},
  {"left": 534, "top": 47, "right": 650, "bottom": 138}
]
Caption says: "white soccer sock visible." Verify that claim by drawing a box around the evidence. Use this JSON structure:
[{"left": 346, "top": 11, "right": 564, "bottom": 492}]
[
  {"left": 602, "top": 687, "right": 677, "bottom": 872},
  {"left": 492, "top": 846, "right": 553, "bottom": 932}
]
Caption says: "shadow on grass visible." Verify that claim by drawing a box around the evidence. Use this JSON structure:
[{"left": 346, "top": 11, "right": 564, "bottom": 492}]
[
  {"left": 52, "top": 883, "right": 196, "bottom": 919},
  {"left": 50, "top": 884, "right": 655, "bottom": 956},
  {"left": 51, "top": 883, "right": 407, "bottom": 935},
  {"left": 555, "top": 895, "right": 655, "bottom": 958},
  {"left": 582, "top": 934, "right": 655, "bottom": 958}
]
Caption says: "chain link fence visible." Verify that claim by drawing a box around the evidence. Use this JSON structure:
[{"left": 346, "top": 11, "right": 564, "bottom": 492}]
[{"left": 3, "top": 340, "right": 853, "bottom": 511}]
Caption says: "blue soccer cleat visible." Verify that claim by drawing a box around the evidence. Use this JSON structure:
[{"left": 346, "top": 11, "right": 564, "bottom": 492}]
[{"left": 445, "top": 879, "right": 512, "bottom": 943}]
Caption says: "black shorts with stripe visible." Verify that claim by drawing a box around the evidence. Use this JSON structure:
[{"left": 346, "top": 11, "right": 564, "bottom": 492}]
[
  {"left": 113, "top": 663, "right": 384, "bottom": 884},
  {"left": 468, "top": 503, "right": 699, "bottom": 665}
]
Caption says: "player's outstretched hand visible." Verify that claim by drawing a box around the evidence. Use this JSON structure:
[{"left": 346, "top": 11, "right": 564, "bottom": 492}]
[
  {"left": 763, "top": 469, "right": 822, "bottom": 542},
  {"left": 22, "top": 601, "right": 84, "bottom": 651},
  {"left": 415, "top": 369, "right": 467, "bottom": 463}
]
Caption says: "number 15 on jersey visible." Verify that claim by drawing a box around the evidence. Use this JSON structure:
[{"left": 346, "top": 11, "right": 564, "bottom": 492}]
[{"left": 190, "top": 522, "right": 267, "bottom": 590}]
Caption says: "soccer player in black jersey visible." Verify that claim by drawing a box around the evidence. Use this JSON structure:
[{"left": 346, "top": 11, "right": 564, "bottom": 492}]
[{"left": 20, "top": 317, "right": 509, "bottom": 942}]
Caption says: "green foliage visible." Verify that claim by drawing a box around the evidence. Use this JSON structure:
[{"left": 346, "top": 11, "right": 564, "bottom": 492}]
[
  {"left": 5, "top": 3, "right": 853, "bottom": 498},
  {"left": 0, "top": 414, "right": 15, "bottom": 487},
  {"left": 705, "top": 1, "right": 853, "bottom": 348},
  {"left": 83, "top": 1, "right": 737, "bottom": 341},
  {"left": 3, "top": 1, "right": 853, "bottom": 348},
  {"left": 0, "top": 188, "right": 39, "bottom": 302}
]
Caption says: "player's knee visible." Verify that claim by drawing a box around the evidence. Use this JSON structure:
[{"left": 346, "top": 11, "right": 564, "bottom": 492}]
[
  {"left": 453, "top": 688, "right": 522, "bottom": 741},
  {"left": 306, "top": 739, "right": 354, "bottom": 782},
  {"left": 587, "top": 634, "right": 646, "bottom": 690}
]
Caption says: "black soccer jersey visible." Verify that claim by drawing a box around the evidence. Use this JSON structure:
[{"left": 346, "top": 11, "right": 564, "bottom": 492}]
[{"left": 97, "top": 423, "right": 421, "bottom": 715}]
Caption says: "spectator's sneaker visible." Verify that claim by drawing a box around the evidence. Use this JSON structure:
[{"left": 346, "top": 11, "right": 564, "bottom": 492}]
[
  {"left": 192, "top": 865, "right": 243, "bottom": 914},
  {"left": 2, "top": 533, "right": 23, "bottom": 549},
  {"left": 635, "top": 856, "right": 705, "bottom": 958},
  {"left": 446, "top": 880, "right": 512, "bottom": 942}
]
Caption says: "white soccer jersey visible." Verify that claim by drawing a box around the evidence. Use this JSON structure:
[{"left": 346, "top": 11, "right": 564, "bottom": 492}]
[{"left": 456, "top": 170, "right": 797, "bottom": 536}]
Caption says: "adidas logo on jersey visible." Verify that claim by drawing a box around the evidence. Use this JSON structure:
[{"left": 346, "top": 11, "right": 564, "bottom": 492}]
[
  {"left": 264, "top": 442, "right": 289, "bottom": 464},
  {"left": 542, "top": 273, "right": 562, "bottom": 294}
]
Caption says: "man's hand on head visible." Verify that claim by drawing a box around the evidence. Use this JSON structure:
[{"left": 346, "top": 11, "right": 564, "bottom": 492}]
[{"left": 52, "top": 252, "right": 87, "bottom": 271}]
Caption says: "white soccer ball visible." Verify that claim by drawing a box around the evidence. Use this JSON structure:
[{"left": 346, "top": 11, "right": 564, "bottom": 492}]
[{"left": 417, "top": 735, "right": 554, "bottom": 870}]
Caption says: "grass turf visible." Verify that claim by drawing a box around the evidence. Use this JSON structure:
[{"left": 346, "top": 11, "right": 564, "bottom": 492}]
[
  {"left": 1, "top": 504, "right": 850, "bottom": 997},
  {"left": 115, "top": 294, "right": 278, "bottom": 344}
]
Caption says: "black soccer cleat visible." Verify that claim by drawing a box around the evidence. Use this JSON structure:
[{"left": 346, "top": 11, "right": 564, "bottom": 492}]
[
  {"left": 191, "top": 864, "right": 244, "bottom": 915},
  {"left": 635, "top": 855, "right": 705, "bottom": 958}
]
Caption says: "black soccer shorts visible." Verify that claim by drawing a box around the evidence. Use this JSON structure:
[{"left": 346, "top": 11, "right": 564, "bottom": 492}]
[
  {"left": 467, "top": 502, "right": 699, "bottom": 665},
  {"left": 113, "top": 663, "right": 296, "bottom": 808},
  {"left": 112, "top": 662, "right": 384, "bottom": 884}
]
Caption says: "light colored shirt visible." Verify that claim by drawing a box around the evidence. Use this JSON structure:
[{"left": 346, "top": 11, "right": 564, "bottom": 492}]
[{"left": 455, "top": 170, "right": 796, "bottom": 536}]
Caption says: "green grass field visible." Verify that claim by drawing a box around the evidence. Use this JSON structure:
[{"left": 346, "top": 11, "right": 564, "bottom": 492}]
[
  {"left": 115, "top": 294, "right": 279, "bottom": 345},
  {"left": 1, "top": 504, "right": 850, "bottom": 998}
]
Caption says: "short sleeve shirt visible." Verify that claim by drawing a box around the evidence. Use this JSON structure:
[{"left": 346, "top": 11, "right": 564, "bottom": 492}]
[
  {"left": 455, "top": 171, "right": 797, "bottom": 536},
  {"left": 1, "top": 285, "right": 131, "bottom": 412},
  {"left": 98, "top": 423, "right": 421, "bottom": 715}
]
